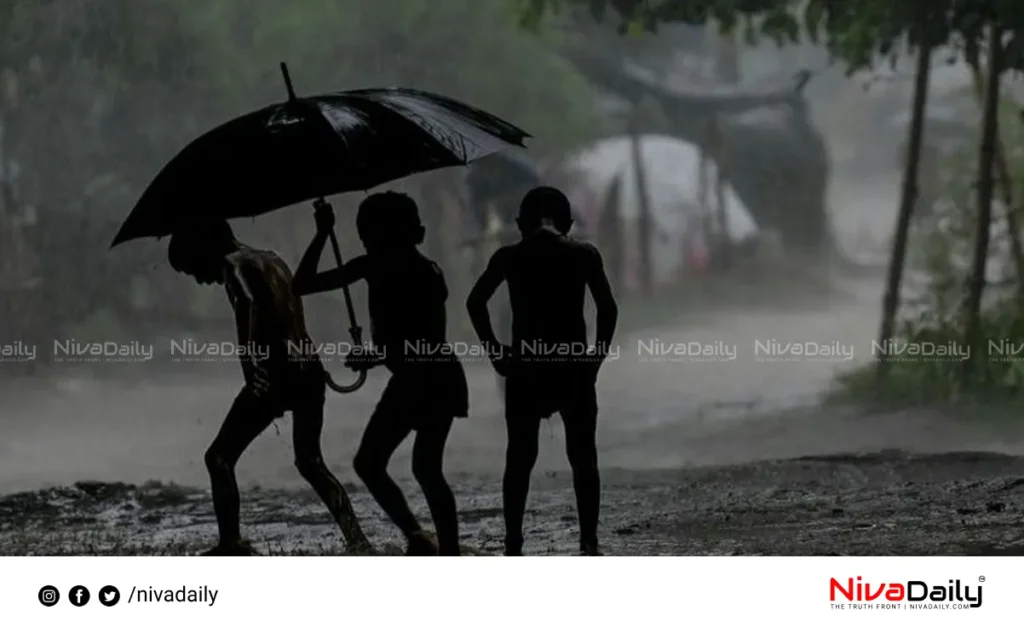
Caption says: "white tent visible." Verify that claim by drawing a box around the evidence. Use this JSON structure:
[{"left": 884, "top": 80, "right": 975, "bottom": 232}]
[{"left": 563, "top": 134, "right": 759, "bottom": 288}]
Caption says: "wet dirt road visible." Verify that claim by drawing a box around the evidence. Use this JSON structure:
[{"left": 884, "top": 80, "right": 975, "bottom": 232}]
[
  {"left": 3, "top": 276, "right": 1024, "bottom": 554},
  {"left": 0, "top": 278, "right": 883, "bottom": 492},
  {"left": 2, "top": 448, "right": 1023, "bottom": 555}
]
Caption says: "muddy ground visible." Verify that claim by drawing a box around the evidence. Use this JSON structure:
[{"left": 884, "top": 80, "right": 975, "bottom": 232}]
[
  {"left": 2, "top": 447, "right": 1024, "bottom": 556},
  {"left": 3, "top": 271, "right": 1024, "bottom": 556}
]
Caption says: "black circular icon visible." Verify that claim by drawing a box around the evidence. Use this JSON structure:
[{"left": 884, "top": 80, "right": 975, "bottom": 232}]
[
  {"left": 98, "top": 585, "right": 120, "bottom": 606},
  {"left": 69, "top": 585, "right": 90, "bottom": 606},
  {"left": 38, "top": 585, "right": 60, "bottom": 607}
]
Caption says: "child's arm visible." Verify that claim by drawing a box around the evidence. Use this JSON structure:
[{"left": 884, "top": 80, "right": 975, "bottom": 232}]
[
  {"left": 583, "top": 244, "right": 618, "bottom": 356},
  {"left": 292, "top": 202, "right": 368, "bottom": 296},
  {"left": 292, "top": 242, "right": 368, "bottom": 296},
  {"left": 466, "top": 248, "right": 508, "bottom": 350}
]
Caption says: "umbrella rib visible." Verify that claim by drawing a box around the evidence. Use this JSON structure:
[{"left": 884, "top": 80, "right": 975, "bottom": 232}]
[
  {"left": 329, "top": 95, "right": 466, "bottom": 172},
  {"left": 345, "top": 94, "right": 503, "bottom": 162},
  {"left": 343, "top": 88, "right": 530, "bottom": 143}
]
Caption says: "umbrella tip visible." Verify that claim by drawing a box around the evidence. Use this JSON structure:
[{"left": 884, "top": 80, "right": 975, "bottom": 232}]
[{"left": 280, "top": 62, "right": 297, "bottom": 101}]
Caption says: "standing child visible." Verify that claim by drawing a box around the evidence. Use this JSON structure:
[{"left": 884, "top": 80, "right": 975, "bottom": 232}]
[
  {"left": 466, "top": 186, "right": 618, "bottom": 556},
  {"left": 293, "top": 193, "right": 467, "bottom": 555}
]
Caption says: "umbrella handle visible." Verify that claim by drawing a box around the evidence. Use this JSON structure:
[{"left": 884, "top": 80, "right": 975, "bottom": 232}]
[
  {"left": 326, "top": 375, "right": 366, "bottom": 393},
  {"left": 325, "top": 334, "right": 368, "bottom": 394},
  {"left": 322, "top": 221, "right": 368, "bottom": 394}
]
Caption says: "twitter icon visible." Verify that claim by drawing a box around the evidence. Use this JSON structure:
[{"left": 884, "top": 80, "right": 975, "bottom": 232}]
[{"left": 98, "top": 586, "right": 120, "bottom": 607}]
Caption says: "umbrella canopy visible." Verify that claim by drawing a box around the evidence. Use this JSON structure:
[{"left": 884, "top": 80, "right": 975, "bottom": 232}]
[{"left": 111, "top": 71, "right": 529, "bottom": 247}]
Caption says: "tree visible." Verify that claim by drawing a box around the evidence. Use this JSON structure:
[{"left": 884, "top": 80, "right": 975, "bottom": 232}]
[
  {"left": 962, "top": 25, "right": 1003, "bottom": 383},
  {"left": 966, "top": 54, "right": 1024, "bottom": 295},
  {"left": 193, "top": 0, "right": 600, "bottom": 153},
  {"left": 627, "top": 110, "right": 654, "bottom": 296},
  {"left": 0, "top": 0, "right": 208, "bottom": 336},
  {"left": 877, "top": 33, "right": 933, "bottom": 381}
]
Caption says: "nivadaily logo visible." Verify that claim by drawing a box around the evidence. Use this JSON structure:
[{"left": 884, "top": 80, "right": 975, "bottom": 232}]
[{"left": 830, "top": 576, "right": 983, "bottom": 610}]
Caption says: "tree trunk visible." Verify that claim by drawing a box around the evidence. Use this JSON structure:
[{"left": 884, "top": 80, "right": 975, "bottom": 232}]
[
  {"left": 629, "top": 113, "right": 654, "bottom": 297},
  {"left": 962, "top": 26, "right": 1002, "bottom": 385},
  {"left": 876, "top": 39, "right": 932, "bottom": 381},
  {"left": 598, "top": 174, "right": 624, "bottom": 294},
  {"left": 967, "top": 54, "right": 1024, "bottom": 293}
]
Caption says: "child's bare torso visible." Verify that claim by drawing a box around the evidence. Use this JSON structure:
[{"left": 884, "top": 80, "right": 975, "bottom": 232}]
[
  {"left": 223, "top": 246, "right": 316, "bottom": 364},
  {"left": 362, "top": 250, "right": 450, "bottom": 369}
]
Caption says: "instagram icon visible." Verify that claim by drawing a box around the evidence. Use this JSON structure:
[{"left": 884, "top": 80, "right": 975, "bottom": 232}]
[{"left": 38, "top": 585, "right": 60, "bottom": 607}]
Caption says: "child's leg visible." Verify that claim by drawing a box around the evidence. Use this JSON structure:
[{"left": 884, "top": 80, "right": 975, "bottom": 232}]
[
  {"left": 352, "top": 409, "right": 421, "bottom": 542},
  {"left": 292, "top": 399, "right": 372, "bottom": 552},
  {"left": 411, "top": 415, "right": 459, "bottom": 555},
  {"left": 205, "top": 388, "right": 276, "bottom": 550},
  {"left": 502, "top": 414, "right": 542, "bottom": 555},
  {"left": 561, "top": 405, "right": 600, "bottom": 552}
]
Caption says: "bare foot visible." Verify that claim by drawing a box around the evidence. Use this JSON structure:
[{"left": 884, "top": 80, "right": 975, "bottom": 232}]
[
  {"left": 200, "top": 540, "right": 259, "bottom": 556},
  {"left": 405, "top": 531, "right": 439, "bottom": 556},
  {"left": 344, "top": 540, "right": 377, "bottom": 556}
]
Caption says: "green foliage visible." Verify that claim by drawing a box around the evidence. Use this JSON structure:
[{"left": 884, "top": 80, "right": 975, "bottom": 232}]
[
  {"left": 2, "top": 0, "right": 600, "bottom": 191},
  {"left": 182, "top": 0, "right": 600, "bottom": 151},
  {"left": 830, "top": 98, "right": 1024, "bottom": 407},
  {"left": 828, "top": 298, "right": 1024, "bottom": 407},
  {"left": 518, "top": 0, "right": 1024, "bottom": 73}
]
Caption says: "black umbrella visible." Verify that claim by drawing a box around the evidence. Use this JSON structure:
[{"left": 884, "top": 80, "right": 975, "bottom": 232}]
[
  {"left": 112, "top": 63, "right": 530, "bottom": 393},
  {"left": 112, "top": 65, "right": 529, "bottom": 244}
]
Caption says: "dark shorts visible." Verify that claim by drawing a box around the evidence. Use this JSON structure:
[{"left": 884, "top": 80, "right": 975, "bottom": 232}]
[
  {"left": 373, "top": 359, "right": 469, "bottom": 428},
  {"left": 245, "top": 356, "right": 327, "bottom": 419},
  {"left": 505, "top": 366, "right": 598, "bottom": 421}
]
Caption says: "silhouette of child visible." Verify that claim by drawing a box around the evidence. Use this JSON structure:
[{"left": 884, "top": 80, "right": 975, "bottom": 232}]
[
  {"left": 294, "top": 193, "right": 467, "bottom": 555},
  {"left": 166, "top": 219, "right": 370, "bottom": 555},
  {"left": 467, "top": 186, "right": 618, "bottom": 556}
]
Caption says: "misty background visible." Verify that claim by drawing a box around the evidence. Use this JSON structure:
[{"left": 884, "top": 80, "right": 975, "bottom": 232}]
[{"left": 2, "top": 0, "right": 1024, "bottom": 555}]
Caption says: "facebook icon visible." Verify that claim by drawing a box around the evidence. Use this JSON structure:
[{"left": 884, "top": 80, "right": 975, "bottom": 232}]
[{"left": 69, "top": 585, "right": 90, "bottom": 606}]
